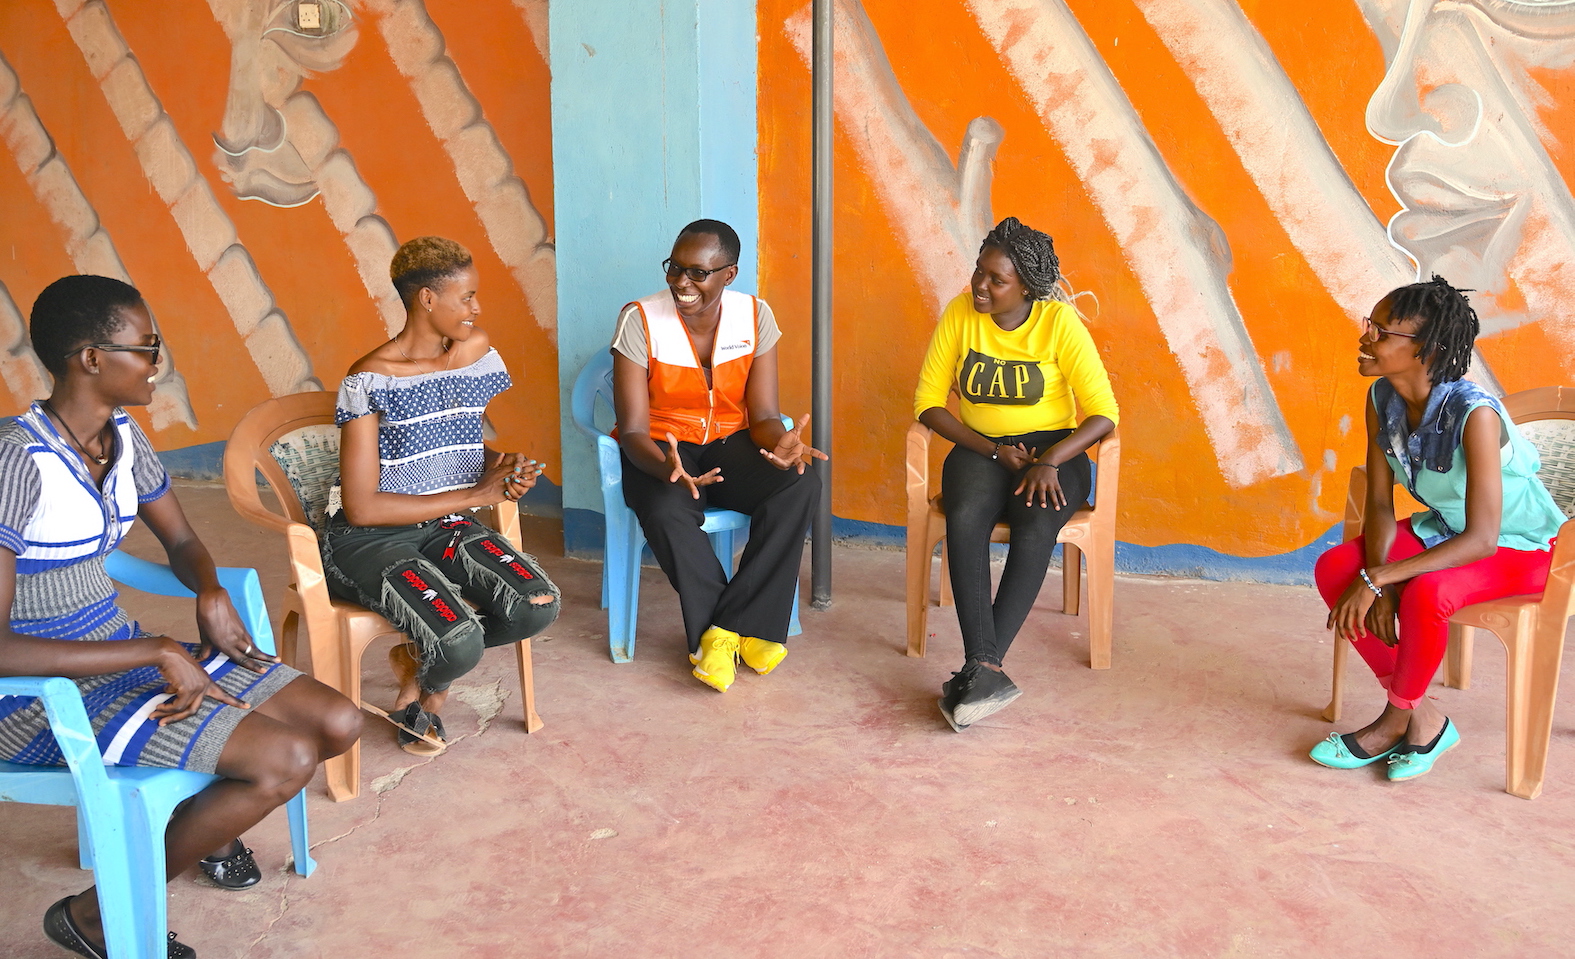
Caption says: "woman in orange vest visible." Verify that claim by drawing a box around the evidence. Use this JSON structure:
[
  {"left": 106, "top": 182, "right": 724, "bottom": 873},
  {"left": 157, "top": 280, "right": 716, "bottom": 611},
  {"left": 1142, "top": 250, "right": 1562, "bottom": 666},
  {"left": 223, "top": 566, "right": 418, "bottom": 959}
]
[{"left": 611, "top": 219, "right": 825, "bottom": 692}]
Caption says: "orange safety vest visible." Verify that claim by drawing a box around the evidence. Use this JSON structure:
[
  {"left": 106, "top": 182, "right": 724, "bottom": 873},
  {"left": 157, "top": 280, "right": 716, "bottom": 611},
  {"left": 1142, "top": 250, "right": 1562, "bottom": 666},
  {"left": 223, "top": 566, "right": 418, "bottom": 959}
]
[{"left": 634, "top": 289, "right": 758, "bottom": 445}]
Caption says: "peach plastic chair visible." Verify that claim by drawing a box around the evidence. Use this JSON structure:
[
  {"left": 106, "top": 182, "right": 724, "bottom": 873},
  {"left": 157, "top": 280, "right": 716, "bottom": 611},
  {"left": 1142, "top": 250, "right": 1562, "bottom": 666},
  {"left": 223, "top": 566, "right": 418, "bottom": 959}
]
[
  {"left": 905, "top": 423, "right": 1119, "bottom": 666},
  {"left": 223, "top": 392, "right": 542, "bottom": 802},
  {"left": 1326, "top": 386, "right": 1575, "bottom": 799}
]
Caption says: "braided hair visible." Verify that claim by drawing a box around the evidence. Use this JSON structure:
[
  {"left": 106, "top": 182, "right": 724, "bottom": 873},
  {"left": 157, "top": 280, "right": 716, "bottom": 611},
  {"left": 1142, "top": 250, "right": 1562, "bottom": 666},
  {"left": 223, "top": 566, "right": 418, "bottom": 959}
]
[
  {"left": 980, "top": 217, "right": 1061, "bottom": 301},
  {"left": 1385, "top": 275, "right": 1479, "bottom": 386}
]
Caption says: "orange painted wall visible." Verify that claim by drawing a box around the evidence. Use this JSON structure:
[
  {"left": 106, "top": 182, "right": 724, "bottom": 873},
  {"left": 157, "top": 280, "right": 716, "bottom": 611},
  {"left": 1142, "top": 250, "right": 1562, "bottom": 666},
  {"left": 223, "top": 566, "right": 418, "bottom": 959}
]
[
  {"left": 756, "top": 0, "right": 1575, "bottom": 557},
  {"left": 0, "top": 0, "right": 558, "bottom": 472}
]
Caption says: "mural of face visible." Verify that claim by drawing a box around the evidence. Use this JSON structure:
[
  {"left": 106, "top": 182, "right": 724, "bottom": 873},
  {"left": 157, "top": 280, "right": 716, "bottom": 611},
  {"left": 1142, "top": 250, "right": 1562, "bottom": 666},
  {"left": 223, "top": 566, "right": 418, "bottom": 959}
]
[
  {"left": 1367, "top": 0, "right": 1575, "bottom": 339},
  {"left": 210, "top": 0, "right": 358, "bottom": 206}
]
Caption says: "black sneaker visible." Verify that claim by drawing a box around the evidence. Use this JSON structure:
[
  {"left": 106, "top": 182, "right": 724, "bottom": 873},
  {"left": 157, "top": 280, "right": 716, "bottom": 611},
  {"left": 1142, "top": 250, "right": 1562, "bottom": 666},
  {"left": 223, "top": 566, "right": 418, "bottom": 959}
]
[
  {"left": 952, "top": 665, "right": 1022, "bottom": 726},
  {"left": 937, "top": 662, "right": 981, "bottom": 732}
]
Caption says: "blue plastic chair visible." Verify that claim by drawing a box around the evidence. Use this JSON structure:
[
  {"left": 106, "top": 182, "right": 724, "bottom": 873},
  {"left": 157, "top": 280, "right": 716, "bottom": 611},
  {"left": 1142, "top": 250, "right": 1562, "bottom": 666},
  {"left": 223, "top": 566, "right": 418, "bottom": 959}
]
[
  {"left": 570, "top": 350, "right": 802, "bottom": 662},
  {"left": 0, "top": 551, "right": 314, "bottom": 959}
]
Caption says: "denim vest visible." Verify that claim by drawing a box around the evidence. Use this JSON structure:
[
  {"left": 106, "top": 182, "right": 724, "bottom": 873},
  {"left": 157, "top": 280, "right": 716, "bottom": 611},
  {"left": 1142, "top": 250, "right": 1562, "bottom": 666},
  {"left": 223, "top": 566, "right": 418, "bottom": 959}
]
[{"left": 1371, "top": 379, "right": 1564, "bottom": 551}]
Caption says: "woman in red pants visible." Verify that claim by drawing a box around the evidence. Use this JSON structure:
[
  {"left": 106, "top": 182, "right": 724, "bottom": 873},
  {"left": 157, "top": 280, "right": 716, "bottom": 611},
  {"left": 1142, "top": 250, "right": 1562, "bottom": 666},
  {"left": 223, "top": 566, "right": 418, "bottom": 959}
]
[{"left": 1311, "top": 276, "right": 1565, "bottom": 781}]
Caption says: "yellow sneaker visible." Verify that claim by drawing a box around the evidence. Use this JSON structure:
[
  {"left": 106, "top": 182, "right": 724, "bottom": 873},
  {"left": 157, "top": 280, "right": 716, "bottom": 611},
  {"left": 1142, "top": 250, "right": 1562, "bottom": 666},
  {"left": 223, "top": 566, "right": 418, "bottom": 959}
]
[
  {"left": 690, "top": 626, "right": 741, "bottom": 692},
  {"left": 739, "top": 636, "right": 787, "bottom": 676}
]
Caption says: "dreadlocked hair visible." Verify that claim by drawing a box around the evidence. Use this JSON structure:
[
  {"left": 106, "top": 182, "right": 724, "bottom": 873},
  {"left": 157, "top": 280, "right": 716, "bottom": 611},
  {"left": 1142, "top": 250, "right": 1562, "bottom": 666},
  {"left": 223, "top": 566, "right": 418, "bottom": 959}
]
[
  {"left": 1385, "top": 274, "right": 1479, "bottom": 386},
  {"left": 980, "top": 216, "right": 1061, "bottom": 301}
]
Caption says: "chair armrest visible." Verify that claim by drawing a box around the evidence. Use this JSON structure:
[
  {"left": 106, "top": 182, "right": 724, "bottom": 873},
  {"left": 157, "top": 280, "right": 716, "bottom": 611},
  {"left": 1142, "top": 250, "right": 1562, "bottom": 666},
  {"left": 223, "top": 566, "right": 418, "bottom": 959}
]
[
  {"left": 1343, "top": 465, "right": 1369, "bottom": 542},
  {"left": 1535, "top": 517, "right": 1575, "bottom": 618},
  {"left": 103, "top": 551, "right": 277, "bottom": 656},
  {"left": 0, "top": 676, "right": 112, "bottom": 790}
]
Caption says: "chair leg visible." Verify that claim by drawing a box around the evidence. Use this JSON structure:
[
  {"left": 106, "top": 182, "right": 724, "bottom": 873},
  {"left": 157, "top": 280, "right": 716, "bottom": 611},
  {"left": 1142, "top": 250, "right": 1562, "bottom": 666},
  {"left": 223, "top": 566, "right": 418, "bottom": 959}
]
[
  {"left": 1086, "top": 542, "right": 1112, "bottom": 670},
  {"left": 1505, "top": 610, "right": 1565, "bottom": 800},
  {"left": 606, "top": 509, "right": 641, "bottom": 663},
  {"left": 319, "top": 643, "right": 363, "bottom": 803},
  {"left": 516, "top": 639, "right": 545, "bottom": 733},
  {"left": 905, "top": 528, "right": 933, "bottom": 658},
  {"left": 285, "top": 789, "right": 317, "bottom": 877},
  {"left": 1445, "top": 623, "right": 1473, "bottom": 690},
  {"left": 1062, "top": 542, "right": 1082, "bottom": 616},
  {"left": 1324, "top": 635, "right": 1347, "bottom": 723}
]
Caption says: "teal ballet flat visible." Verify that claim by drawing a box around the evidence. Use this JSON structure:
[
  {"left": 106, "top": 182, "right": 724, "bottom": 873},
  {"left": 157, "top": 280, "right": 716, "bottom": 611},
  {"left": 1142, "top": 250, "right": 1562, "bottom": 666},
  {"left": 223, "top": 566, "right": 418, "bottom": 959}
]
[
  {"left": 1309, "top": 731, "right": 1404, "bottom": 769},
  {"left": 1386, "top": 718, "right": 1460, "bottom": 781}
]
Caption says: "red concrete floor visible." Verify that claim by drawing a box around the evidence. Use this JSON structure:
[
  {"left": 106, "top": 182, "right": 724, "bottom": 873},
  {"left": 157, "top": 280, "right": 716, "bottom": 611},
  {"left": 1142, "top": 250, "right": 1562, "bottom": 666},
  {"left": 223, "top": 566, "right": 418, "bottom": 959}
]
[{"left": 6, "top": 485, "right": 1575, "bottom": 958}]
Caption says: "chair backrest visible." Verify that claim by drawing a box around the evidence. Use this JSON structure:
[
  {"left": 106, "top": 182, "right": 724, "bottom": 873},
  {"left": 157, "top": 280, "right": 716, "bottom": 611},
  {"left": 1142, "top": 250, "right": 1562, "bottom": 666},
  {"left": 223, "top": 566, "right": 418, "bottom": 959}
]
[
  {"left": 1503, "top": 386, "right": 1575, "bottom": 518},
  {"left": 572, "top": 350, "right": 616, "bottom": 439},
  {"left": 224, "top": 391, "right": 340, "bottom": 535}
]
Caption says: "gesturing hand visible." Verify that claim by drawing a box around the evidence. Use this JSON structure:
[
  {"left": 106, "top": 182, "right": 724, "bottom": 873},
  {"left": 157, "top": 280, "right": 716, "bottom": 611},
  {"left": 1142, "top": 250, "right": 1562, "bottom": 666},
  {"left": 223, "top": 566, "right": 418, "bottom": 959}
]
[
  {"left": 760, "top": 415, "right": 830, "bottom": 473},
  {"left": 151, "top": 639, "right": 249, "bottom": 726},
  {"left": 196, "top": 587, "right": 279, "bottom": 674},
  {"left": 666, "top": 431, "right": 723, "bottom": 499}
]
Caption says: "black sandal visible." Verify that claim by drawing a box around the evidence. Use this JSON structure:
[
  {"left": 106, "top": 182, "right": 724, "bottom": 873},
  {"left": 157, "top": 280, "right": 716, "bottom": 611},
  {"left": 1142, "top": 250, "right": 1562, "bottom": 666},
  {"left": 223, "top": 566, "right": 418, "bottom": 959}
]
[
  {"left": 198, "top": 840, "right": 261, "bottom": 889},
  {"left": 390, "top": 702, "right": 448, "bottom": 756},
  {"left": 44, "top": 895, "right": 197, "bottom": 958}
]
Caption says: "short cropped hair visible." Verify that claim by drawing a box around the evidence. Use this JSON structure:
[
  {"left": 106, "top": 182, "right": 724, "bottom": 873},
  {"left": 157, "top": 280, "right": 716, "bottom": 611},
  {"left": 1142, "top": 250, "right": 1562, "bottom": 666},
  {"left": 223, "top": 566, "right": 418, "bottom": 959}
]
[
  {"left": 390, "top": 236, "right": 473, "bottom": 308},
  {"left": 676, "top": 219, "right": 741, "bottom": 264},
  {"left": 30, "top": 275, "right": 144, "bottom": 376}
]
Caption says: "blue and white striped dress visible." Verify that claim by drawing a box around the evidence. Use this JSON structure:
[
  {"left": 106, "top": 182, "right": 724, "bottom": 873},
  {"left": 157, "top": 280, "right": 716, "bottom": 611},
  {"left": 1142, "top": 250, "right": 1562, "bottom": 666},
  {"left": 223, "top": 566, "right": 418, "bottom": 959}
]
[{"left": 0, "top": 404, "right": 300, "bottom": 772}]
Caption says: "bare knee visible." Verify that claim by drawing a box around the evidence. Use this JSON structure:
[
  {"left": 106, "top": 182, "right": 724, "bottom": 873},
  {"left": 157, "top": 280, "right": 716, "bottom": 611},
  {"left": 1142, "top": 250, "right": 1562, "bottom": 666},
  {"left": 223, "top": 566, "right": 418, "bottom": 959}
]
[{"left": 318, "top": 698, "right": 363, "bottom": 760}]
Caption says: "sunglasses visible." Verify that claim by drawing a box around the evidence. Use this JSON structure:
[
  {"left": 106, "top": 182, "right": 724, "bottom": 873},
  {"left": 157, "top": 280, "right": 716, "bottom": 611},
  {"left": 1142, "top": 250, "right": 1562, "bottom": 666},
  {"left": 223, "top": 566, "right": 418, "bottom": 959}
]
[
  {"left": 66, "top": 335, "right": 162, "bottom": 366},
  {"left": 1361, "top": 317, "right": 1418, "bottom": 341},
  {"left": 662, "top": 258, "right": 736, "bottom": 283}
]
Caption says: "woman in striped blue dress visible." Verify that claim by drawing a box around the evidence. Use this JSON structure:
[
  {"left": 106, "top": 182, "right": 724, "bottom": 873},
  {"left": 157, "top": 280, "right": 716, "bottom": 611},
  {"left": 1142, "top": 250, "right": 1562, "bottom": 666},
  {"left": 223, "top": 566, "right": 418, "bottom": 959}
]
[
  {"left": 0, "top": 275, "right": 362, "bottom": 959},
  {"left": 320, "top": 236, "right": 560, "bottom": 755}
]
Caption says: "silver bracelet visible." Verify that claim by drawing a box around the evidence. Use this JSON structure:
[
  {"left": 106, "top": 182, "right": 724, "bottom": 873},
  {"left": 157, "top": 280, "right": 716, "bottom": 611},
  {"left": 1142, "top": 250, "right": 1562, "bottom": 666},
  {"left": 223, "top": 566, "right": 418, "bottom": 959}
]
[{"left": 1358, "top": 568, "right": 1384, "bottom": 596}]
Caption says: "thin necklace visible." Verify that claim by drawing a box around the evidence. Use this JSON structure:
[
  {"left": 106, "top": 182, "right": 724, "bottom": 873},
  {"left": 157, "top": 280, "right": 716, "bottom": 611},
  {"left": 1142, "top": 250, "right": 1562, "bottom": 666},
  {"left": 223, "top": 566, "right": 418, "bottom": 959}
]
[
  {"left": 394, "top": 335, "right": 454, "bottom": 376},
  {"left": 41, "top": 400, "right": 111, "bottom": 465}
]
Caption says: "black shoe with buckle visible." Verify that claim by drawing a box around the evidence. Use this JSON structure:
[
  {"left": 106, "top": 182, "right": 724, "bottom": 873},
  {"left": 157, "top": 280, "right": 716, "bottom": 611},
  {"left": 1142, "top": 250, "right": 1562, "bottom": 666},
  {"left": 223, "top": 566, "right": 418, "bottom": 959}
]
[
  {"left": 199, "top": 840, "right": 261, "bottom": 889},
  {"left": 44, "top": 895, "right": 197, "bottom": 958}
]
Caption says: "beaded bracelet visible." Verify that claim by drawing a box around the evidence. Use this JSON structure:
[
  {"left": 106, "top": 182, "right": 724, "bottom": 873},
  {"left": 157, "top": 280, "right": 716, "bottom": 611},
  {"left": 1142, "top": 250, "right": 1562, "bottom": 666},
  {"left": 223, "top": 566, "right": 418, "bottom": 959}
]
[{"left": 1358, "top": 568, "right": 1384, "bottom": 596}]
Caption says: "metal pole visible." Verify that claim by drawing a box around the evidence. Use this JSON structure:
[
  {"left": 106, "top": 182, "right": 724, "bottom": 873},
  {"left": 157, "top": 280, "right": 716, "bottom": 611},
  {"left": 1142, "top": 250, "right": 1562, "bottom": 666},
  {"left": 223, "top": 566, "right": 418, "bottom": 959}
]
[{"left": 810, "top": 0, "right": 833, "bottom": 609}]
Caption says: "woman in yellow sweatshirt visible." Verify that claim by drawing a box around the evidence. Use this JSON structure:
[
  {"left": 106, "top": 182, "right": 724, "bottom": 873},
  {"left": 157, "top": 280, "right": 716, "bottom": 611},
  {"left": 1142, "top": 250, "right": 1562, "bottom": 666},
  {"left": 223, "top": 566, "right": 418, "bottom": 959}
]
[{"left": 913, "top": 217, "right": 1119, "bottom": 730}]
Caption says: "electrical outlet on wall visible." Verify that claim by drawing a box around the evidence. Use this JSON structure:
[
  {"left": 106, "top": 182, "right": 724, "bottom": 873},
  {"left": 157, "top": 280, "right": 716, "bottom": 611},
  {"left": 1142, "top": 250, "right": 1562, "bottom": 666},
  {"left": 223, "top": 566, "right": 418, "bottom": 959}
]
[{"left": 296, "top": 1, "right": 322, "bottom": 31}]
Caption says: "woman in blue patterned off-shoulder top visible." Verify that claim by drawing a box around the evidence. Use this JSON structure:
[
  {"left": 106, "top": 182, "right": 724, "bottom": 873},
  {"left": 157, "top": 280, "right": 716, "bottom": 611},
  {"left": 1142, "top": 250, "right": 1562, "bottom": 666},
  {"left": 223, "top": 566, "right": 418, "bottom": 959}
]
[{"left": 321, "top": 236, "right": 560, "bottom": 756}]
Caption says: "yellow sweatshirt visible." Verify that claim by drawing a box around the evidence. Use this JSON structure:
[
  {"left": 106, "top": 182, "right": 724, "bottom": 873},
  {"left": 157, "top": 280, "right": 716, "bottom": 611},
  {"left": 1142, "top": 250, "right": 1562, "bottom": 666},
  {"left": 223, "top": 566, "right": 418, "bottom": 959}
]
[{"left": 914, "top": 291, "right": 1119, "bottom": 436}]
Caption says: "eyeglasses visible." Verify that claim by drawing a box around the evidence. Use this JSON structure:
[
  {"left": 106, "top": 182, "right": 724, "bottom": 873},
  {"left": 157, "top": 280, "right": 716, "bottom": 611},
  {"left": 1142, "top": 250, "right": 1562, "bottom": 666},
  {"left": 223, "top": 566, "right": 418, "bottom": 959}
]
[
  {"left": 66, "top": 335, "right": 162, "bottom": 366},
  {"left": 1361, "top": 317, "right": 1417, "bottom": 341},
  {"left": 662, "top": 258, "right": 736, "bottom": 283}
]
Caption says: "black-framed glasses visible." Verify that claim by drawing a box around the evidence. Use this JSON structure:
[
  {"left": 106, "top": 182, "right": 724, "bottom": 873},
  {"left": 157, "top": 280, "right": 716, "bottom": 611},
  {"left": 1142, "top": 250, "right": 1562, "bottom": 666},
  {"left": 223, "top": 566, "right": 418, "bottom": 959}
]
[
  {"left": 662, "top": 258, "right": 736, "bottom": 283},
  {"left": 66, "top": 335, "right": 162, "bottom": 366},
  {"left": 1361, "top": 317, "right": 1417, "bottom": 341}
]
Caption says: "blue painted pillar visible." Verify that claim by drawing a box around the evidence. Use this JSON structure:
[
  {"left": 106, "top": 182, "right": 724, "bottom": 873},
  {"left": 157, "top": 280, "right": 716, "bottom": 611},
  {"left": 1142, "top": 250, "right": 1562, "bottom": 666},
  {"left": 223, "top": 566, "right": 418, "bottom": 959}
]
[{"left": 550, "top": 0, "right": 759, "bottom": 557}]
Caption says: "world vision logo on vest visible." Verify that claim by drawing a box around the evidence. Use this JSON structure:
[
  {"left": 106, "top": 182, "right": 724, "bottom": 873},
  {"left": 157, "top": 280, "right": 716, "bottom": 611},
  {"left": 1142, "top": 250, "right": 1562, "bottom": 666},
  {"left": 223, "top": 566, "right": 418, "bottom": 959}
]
[{"left": 962, "top": 350, "right": 1044, "bottom": 406}]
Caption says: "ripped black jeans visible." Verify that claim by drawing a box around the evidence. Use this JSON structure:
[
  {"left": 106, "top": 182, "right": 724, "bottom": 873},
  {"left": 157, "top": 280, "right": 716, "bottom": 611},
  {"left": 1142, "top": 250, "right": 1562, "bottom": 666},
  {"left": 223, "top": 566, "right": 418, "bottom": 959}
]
[{"left": 321, "top": 512, "right": 561, "bottom": 693}]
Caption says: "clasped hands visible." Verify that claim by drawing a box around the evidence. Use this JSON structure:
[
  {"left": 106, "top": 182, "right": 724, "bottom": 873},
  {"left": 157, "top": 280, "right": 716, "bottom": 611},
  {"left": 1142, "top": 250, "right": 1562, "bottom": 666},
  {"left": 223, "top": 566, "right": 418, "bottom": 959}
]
[
  {"left": 663, "top": 415, "right": 828, "bottom": 500},
  {"left": 479, "top": 452, "right": 543, "bottom": 503},
  {"left": 995, "top": 442, "right": 1067, "bottom": 510}
]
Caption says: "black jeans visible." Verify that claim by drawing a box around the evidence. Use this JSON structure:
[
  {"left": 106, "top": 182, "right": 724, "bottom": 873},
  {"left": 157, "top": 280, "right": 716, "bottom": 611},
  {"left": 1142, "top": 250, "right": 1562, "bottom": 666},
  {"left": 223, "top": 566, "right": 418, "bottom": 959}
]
[
  {"left": 621, "top": 429, "right": 820, "bottom": 653},
  {"left": 321, "top": 512, "right": 560, "bottom": 693},
  {"left": 941, "top": 428, "right": 1091, "bottom": 667}
]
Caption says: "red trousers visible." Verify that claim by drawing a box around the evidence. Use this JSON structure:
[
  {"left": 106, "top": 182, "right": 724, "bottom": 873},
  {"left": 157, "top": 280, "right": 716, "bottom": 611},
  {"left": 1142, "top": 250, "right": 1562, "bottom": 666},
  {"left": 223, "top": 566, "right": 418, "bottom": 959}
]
[{"left": 1314, "top": 519, "right": 1552, "bottom": 708}]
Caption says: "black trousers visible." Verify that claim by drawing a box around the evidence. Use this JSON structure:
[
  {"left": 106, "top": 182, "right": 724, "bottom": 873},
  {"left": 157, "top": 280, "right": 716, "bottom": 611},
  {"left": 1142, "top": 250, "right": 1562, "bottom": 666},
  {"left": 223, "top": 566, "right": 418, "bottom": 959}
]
[
  {"left": 941, "top": 428, "right": 1091, "bottom": 667},
  {"left": 622, "top": 429, "right": 820, "bottom": 653}
]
